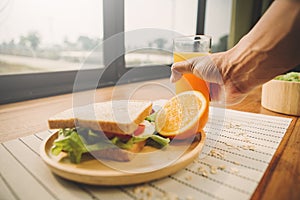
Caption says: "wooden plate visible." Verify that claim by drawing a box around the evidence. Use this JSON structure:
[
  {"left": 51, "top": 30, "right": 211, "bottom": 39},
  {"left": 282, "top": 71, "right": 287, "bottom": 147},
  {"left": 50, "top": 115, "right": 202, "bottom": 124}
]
[{"left": 40, "top": 131, "right": 206, "bottom": 186}]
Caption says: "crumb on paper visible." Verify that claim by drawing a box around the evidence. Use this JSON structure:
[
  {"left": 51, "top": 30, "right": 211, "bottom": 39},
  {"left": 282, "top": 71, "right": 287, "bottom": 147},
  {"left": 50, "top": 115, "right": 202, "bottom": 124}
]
[
  {"left": 133, "top": 186, "right": 141, "bottom": 194},
  {"left": 225, "top": 142, "right": 241, "bottom": 151},
  {"left": 248, "top": 145, "right": 255, "bottom": 151},
  {"left": 226, "top": 121, "right": 242, "bottom": 129},
  {"left": 230, "top": 167, "right": 239, "bottom": 174},
  {"left": 161, "top": 192, "right": 179, "bottom": 200},
  {"left": 233, "top": 161, "right": 240, "bottom": 166},
  {"left": 235, "top": 132, "right": 247, "bottom": 137},
  {"left": 185, "top": 175, "right": 192, "bottom": 181},
  {"left": 196, "top": 164, "right": 228, "bottom": 177},
  {"left": 202, "top": 170, "right": 208, "bottom": 177},
  {"left": 242, "top": 145, "right": 255, "bottom": 151},
  {"left": 241, "top": 145, "right": 248, "bottom": 150},
  {"left": 197, "top": 166, "right": 209, "bottom": 177},
  {"left": 224, "top": 142, "right": 232, "bottom": 147},
  {"left": 218, "top": 165, "right": 226, "bottom": 170},
  {"left": 132, "top": 185, "right": 153, "bottom": 199},
  {"left": 134, "top": 185, "right": 177, "bottom": 200},
  {"left": 209, "top": 149, "right": 225, "bottom": 159},
  {"left": 210, "top": 165, "right": 218, "bottom": 174},
  {"left": 197, "top": 166, "right": 205, "bottom": 172},
  {"left": 146, "top": 190, "right": 152, "bottom": 198},
  {"left": 231, "top": 146, "right": 241, "bottom": 151},
  {"left": 242, "top": 137, "right": 252, "bottom": 143}
]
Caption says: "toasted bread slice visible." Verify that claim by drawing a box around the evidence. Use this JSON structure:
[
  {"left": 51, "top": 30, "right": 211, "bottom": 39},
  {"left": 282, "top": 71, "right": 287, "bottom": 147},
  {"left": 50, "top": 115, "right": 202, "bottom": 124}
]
[{"left": 48, "top": 100, "right": 152, "bottom": 135}]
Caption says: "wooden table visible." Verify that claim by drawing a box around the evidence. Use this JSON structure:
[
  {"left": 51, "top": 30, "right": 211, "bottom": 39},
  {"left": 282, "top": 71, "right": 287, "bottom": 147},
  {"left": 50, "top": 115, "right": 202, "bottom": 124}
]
[{"left": 0, "top": 78, "right": 299, "bottom": 200}]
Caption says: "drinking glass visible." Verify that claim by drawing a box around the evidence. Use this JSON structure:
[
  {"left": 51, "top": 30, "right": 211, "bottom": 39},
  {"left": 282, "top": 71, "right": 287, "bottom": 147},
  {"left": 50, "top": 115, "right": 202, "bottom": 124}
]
[{"left": 173, "top": 35, "right": 211, "bottom": 100}]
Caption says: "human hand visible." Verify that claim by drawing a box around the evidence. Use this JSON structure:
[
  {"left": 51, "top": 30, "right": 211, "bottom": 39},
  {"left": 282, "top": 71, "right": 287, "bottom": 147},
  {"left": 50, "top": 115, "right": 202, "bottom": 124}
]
[{"left": 170, "top": 53, "right": 247, "bottom": 105}]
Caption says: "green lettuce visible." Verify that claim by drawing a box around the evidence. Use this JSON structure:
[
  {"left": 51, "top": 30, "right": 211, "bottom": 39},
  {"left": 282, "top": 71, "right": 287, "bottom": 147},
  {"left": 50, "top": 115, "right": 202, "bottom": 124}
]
[
  {"left": 275, "top": 72, "right": 300, "bottom": 82},
  {"left": 145, "top": 111, "right": 158, "bottom": 122},
  {"left": 51, "top": 127, "right": 170, "bottom": 164}
]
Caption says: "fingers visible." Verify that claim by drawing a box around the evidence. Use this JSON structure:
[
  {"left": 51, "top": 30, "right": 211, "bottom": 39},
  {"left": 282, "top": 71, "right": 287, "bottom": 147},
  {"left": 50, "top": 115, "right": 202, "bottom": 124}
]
[
  {"left": 170, "top": 54, "right": 223, "bottom": 84},
  {"left": 172, "top": 60, "right": 194, "bottom": 74},
  {"left": 169, "top": 52, "right": 247, "bottom": 105},
  {"left": 170, "top": 60, "right": 194, "bottom": 83},
  {"left": 170, "top": 68, "right": 182, "bottom": 83}
]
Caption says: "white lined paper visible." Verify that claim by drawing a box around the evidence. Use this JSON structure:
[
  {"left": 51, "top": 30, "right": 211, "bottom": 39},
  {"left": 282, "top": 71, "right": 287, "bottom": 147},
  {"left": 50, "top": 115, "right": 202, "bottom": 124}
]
[{"left": 128, "top": 108, "right": 292, "bottom": 200}]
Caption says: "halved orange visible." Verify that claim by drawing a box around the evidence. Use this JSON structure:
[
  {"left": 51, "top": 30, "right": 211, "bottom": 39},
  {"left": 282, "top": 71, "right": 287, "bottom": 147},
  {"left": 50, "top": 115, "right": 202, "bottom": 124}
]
[{"left": 155, "top": 91, "right": 209, "bottom": 140}]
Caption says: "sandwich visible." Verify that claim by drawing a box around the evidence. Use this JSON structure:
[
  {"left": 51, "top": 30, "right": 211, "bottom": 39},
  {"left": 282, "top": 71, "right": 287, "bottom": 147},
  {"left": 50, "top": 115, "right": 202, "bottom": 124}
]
[{"left": 48, "top": 100, "right": 170, "bottom": 163}]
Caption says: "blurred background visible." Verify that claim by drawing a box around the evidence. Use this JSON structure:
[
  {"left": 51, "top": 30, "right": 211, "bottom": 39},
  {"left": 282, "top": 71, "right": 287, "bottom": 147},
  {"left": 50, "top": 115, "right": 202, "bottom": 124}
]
[
  {"left": 0, "top": 0, "right": 233, "bottom": 74},
  {"left": 0, "top": 0, "right": 276, "bottom": 104}
]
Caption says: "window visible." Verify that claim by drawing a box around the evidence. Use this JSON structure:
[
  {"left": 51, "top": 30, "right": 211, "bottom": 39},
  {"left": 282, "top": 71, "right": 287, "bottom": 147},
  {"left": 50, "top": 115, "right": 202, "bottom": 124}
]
[
  {"left": 0, "top": 0, "right": 233, "bottom": 104},
  {"left": 124, "top": 0, "right": 198, "bottom": 67},
  {"left": 0, "top": 0, "right": 103, "bottom": 75},
  {"left": 204, "top": 0, "right": 232, "bottom": 52}
]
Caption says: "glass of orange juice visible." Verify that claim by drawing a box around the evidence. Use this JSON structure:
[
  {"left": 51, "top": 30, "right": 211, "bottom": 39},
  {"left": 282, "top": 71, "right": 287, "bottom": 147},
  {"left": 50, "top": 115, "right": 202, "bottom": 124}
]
[{"left": 173, "top": 35, "right": 211, "bottom": 100}]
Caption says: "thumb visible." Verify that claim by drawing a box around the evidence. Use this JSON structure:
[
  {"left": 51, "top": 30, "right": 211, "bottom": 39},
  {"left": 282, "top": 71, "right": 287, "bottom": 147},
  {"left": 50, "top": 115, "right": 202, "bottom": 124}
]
[{"left": 170, "top": 60, "right": 194, "bottom": 83}]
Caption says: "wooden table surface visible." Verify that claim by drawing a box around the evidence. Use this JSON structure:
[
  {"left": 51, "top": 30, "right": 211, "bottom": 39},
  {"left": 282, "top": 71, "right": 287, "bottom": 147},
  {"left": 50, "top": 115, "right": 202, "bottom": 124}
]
[{"left": 0, "top": 78, "right": 299, "bottom": 200}]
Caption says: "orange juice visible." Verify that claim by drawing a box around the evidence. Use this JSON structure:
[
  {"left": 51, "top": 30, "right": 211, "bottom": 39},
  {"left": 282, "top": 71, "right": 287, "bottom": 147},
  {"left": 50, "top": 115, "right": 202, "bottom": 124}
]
[{"left": 174, "top": 52, "right": 210, "bottom": 100}]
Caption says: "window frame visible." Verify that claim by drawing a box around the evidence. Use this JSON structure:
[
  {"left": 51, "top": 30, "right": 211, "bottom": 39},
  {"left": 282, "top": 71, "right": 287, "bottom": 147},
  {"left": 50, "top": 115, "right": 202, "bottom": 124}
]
[{"left": 0, "top": 0, "right": 205, "bottom": 104}]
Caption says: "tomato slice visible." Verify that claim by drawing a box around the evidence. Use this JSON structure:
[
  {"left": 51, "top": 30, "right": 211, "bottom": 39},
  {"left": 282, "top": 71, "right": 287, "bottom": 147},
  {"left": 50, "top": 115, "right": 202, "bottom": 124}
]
[
  {"left": 133, "top": 124, "right": 146, "bottom": 136},
  {"left": 103, "top": 124, "right": 145, "bottom": 140}
]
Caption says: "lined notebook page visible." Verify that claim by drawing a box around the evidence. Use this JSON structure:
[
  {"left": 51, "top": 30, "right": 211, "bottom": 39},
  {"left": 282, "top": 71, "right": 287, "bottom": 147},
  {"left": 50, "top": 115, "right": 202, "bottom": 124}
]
[{"left": 122, "top": 107, "right": 292, "bottom": 200}]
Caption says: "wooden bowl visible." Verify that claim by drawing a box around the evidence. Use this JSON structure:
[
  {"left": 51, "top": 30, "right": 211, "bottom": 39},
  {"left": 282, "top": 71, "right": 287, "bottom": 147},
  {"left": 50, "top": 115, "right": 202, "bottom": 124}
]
[{"left": 261, "top": 79, "right": 300, "bottom": 116}]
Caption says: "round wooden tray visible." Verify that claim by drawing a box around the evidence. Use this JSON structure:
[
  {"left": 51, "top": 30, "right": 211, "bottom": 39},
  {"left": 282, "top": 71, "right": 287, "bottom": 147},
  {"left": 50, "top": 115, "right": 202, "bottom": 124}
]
[{"left": 40, "top": 131, "right": 206, "bottom": 186}]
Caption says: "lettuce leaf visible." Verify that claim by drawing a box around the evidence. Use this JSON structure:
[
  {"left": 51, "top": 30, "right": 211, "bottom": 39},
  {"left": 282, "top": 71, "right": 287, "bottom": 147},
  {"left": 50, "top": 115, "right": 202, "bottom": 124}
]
[
  {"left": 275, "top": 72, "right": 300, "bottom": 82},
  {"left": 51, "top": 127, "right": 170, "bottom": 164},
  {"left": 145, "top": 111, "right": 158, "bottom": 122}
]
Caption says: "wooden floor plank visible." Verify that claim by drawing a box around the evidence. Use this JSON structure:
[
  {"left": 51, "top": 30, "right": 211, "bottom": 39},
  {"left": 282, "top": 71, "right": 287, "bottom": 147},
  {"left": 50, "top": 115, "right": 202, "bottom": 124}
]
[
  {"left": 4, "top": 137, "right": 95, "bottom": 200},
  {"left": 0, "top": 142, "right": 55, "bottom": 200}
]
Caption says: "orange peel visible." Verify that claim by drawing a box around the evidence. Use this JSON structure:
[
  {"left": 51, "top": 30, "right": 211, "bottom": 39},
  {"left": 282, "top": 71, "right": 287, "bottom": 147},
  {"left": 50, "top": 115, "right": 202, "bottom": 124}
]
[{"left": 155, "top": 91, "right": 209, "bottom": 140}]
